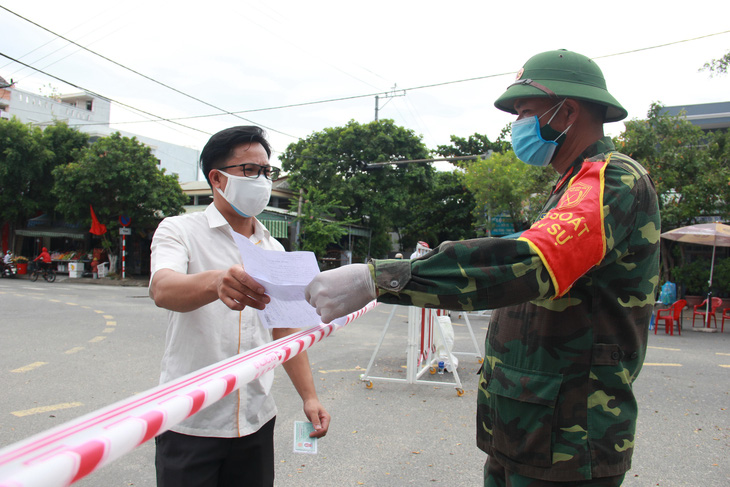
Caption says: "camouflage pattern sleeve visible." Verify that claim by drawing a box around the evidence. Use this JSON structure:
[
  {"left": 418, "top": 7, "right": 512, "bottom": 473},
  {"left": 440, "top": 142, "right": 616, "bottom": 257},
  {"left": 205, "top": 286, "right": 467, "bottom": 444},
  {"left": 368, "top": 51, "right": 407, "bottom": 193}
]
[{"left": 372, "top": 237, "right": 557, "bottom": 311}]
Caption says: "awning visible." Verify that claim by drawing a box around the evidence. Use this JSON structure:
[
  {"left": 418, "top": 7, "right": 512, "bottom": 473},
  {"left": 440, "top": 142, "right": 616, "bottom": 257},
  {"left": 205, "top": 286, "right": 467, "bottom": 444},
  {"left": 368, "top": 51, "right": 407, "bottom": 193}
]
[
  {"left": 16, "top": 228, "right": 86, "bottom": 240},
  {"left": 260, "top": 220, "right": 289, "bottom": 239}
]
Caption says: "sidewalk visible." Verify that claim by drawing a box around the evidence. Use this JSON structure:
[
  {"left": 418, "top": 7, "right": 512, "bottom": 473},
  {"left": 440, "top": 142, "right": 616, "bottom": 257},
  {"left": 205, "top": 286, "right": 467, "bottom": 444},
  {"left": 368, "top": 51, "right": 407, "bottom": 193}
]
[{"left": 15, "top": 272, "right": 149, "bottom": 287}]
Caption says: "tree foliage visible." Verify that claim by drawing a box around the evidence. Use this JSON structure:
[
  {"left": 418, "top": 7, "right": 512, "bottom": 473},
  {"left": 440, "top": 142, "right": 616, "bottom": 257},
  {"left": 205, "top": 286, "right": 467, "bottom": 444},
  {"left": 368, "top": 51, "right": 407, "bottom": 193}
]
[
  {"left": 458, "top": 151, "right": 554, "bottom": 235},
  {"left": 52, "top": 132, "right": 187, "bottom": 250},
  {"left": 0, "top": 118, "right": 51, "bottom": 226},
  {"left": 434, "top": 128, "right": 512, "bottom": 162},
  {"left": 295, "top": 187, "right": 356, "bottom": 259},
  {"left": 616, "top": 103, "right": 730, "bottom": 229},
  {"left": 281, "top": 119, "right": 438, "bottom": 259},
  {"left": 37, "top": 122, "right": 89, "bottom": 215},
  {"left": 700, "top": 50, "right": 730, "bottom": 77}
]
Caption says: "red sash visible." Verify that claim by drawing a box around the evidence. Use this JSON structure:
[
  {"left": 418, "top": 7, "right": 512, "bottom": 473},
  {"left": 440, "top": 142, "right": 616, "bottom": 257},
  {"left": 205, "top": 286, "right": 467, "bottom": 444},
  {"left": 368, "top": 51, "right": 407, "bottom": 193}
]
[{"left": 518, "top": 157, "right": 609, "bottom": 297}]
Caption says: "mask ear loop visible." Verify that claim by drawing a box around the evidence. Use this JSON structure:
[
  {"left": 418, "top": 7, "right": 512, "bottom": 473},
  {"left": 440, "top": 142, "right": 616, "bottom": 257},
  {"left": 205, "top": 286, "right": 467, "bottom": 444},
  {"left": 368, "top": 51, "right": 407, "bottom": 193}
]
[
  {"left": 540, "top": 98, "right": 567, "bottom": 123},
  {"left": 543, "top": 98, "right": 572, "bottom": 140}
]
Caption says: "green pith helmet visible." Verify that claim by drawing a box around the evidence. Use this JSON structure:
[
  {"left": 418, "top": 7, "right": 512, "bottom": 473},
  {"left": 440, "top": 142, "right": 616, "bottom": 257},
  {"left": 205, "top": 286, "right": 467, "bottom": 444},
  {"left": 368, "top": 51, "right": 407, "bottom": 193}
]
[{"left": 494, "top": 49, "right": 627, "bottom": 123}]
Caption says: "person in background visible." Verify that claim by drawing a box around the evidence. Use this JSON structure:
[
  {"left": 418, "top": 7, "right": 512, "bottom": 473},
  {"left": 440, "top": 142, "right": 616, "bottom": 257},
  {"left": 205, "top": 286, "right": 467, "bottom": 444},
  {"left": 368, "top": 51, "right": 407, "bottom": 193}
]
[
  {"left": 306, "top": 50, "right": 659, "bottom": 486},
  {"left": 149, "top": 126, "right": 330, "bottom": 487},
  {"left": 33, "top": 247, "right": 52, "bottom": 273}
]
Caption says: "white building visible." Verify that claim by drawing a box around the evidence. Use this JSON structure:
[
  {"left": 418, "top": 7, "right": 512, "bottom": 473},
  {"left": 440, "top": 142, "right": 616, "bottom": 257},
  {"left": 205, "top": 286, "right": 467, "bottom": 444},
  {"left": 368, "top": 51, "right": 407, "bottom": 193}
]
[{"left": 0, "top": 77, "right": 199, "bottom": 181}]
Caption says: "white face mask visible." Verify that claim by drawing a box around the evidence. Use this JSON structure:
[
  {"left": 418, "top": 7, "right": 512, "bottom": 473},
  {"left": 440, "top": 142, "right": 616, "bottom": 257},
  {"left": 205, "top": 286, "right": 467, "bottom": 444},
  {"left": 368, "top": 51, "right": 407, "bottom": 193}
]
[{"left": 215, "top": 171, "right": 272, "bottom": 217}]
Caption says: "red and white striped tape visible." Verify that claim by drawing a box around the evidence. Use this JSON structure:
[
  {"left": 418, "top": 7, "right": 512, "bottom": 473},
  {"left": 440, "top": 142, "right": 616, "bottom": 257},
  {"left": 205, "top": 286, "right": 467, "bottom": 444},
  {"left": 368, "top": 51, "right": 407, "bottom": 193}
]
[{"left": 0, "top": 301, "right": 377, "bottom": 487}]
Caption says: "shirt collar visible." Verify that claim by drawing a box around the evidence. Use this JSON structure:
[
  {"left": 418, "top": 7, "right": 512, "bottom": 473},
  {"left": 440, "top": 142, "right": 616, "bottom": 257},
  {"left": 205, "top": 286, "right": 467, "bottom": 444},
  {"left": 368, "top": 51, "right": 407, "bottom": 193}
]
[{"left": 203, "top": 203, "right": 272, "bottom": 240}]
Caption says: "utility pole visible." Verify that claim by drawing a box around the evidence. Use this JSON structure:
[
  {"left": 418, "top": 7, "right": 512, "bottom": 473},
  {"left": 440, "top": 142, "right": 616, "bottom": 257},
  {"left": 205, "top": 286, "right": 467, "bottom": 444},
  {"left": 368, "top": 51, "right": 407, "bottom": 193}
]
[{"left": 374, "top": 84, "right": 406, "bottom": 121}]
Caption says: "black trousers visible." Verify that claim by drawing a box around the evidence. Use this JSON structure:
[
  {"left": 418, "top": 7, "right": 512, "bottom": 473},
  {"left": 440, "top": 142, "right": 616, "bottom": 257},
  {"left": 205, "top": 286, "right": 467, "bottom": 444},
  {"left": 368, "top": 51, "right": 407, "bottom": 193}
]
[{"left": 155, "top": 417, "right": 276, "bottom": 487}]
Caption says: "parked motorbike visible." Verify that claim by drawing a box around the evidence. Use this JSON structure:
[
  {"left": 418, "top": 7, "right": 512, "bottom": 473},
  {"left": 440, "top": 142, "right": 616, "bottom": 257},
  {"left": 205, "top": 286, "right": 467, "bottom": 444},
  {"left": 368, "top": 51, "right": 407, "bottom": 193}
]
[{"left": 1, "top": 262, "right": 17, "bottom": 278}]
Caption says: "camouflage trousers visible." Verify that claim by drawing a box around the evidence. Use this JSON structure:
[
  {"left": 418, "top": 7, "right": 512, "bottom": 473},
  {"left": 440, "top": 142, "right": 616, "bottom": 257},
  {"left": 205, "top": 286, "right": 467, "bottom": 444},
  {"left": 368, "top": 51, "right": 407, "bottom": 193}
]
[{"left": 484, "top": 456, "right": 625, "bottom": 487}]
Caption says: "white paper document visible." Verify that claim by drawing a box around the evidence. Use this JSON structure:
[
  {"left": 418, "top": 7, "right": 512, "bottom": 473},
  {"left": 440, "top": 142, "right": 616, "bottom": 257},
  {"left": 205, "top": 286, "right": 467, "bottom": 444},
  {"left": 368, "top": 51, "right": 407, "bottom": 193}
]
[{"left": 232, "top": 231, "right": 327, "bottom": 329}]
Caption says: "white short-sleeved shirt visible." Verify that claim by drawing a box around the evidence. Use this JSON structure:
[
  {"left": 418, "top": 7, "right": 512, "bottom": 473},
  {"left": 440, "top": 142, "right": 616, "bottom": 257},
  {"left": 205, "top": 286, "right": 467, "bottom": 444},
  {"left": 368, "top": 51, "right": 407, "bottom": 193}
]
[{"left": 150, "top": 203, "right": 284, "bottom": 438}]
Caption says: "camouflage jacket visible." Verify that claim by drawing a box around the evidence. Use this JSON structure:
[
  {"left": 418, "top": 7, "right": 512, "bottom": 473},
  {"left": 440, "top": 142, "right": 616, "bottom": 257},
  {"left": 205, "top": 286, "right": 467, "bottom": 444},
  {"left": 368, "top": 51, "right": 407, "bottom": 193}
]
[{"left": 372, "top": 137, "right": 660, "bottom": 481}]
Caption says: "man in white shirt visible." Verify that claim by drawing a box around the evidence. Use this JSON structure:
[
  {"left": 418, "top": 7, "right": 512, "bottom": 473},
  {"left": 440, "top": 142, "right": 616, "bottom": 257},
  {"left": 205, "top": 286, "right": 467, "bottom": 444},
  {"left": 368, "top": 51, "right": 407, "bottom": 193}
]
[{"left": 149, "top": 126, "right": 330, "bottom": 487}]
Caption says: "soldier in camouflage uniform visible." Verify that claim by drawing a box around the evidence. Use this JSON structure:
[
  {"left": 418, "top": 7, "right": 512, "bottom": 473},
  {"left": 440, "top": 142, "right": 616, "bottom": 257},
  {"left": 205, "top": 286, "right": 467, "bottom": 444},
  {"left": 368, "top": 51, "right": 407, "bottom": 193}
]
[{"left": 306, "top": 50, "right": 660, "bottom": 486}]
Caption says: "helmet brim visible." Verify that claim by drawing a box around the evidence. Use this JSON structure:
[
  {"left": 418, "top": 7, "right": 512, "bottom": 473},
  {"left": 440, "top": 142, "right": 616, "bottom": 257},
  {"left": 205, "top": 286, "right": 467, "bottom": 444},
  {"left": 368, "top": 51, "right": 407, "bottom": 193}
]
[{"left": 494, "top": 79, "right": 627, "bottom": 123}]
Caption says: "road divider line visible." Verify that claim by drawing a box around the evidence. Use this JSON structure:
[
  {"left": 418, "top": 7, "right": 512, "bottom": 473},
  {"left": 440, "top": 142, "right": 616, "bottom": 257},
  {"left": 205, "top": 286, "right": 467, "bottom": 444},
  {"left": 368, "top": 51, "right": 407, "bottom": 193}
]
[
  {"left": 648, "top": 346, "right": 681, "bottom": 351},
  {"left": 106, "top": 321, "right": 116, "bottom": 327},
  {"left": 11, "top": 362, "right": 48, "bottom": 373},
  {"left": 88, "top": 336, "right": 106, "bottom": 343},
  {"left": 103, "top": 315, "right": 113, "bottom": 319},
  {"left": 643, "top": 363, "right": 682, "bottom": 366},
  {"left": 64, "top": 347, "right": 85, "bottom": 355},
  {"left": 11, "top": 403, "right": 84, "bottom": 418}
]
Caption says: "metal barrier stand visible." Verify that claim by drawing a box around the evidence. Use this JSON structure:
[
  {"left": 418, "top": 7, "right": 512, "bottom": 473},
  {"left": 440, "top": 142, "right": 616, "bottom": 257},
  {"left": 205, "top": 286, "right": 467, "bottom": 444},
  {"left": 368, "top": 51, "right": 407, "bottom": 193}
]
[{"left": 359, "top": 306, "right": 484, "bottom": 396}]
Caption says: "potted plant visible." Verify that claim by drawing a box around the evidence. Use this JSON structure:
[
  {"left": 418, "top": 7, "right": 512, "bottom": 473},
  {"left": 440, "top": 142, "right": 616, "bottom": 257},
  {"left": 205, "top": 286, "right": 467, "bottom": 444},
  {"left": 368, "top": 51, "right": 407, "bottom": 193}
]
[{"left": 12, "top": 256, "right": 29, "bottom": 275}]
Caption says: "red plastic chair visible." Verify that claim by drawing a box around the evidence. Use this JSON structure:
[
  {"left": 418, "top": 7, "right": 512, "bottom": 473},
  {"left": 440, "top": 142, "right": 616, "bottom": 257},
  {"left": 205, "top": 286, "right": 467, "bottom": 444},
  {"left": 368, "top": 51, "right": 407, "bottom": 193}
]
[
  {"left": 692, "top": 297, "right": 722, "bottom": 328},
  {"left": 655, "top": 300, "right": 686, "bottom": 336},
  {"left": 721, "top": 308, "right": 729, "bottom": 333}
]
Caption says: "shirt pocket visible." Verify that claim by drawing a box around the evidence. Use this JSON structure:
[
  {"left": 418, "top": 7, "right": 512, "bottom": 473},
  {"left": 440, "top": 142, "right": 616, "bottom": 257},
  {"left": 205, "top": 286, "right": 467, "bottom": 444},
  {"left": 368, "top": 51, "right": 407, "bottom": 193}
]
[{"left": 486, "top": 363, "right": 562, "bottom": 468}]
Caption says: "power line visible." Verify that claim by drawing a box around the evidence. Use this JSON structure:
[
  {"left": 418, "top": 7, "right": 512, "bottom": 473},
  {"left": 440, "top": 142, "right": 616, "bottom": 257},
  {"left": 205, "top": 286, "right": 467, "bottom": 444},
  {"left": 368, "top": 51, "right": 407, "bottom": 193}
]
[
  {"left": 593, "top": 30, "right": 730, "bottom": 59},
  {"left": 0, "top": 51, "right": 211, "bottom": 136},
  {"left": 0, "top": 5, "right": 297, "bottom": 139}
]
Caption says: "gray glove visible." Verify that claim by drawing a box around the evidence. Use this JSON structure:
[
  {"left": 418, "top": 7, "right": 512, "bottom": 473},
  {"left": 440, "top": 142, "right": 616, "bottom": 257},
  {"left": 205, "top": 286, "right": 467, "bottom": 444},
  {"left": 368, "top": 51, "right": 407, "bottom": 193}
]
[{"left": 305, "top": 264, "right": 376, "bottom": 323}]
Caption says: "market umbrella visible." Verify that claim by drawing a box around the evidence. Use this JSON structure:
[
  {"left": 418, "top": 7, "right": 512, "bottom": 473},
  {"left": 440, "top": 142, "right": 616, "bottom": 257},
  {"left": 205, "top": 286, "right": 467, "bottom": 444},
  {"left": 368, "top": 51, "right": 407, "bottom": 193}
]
[{"left": 661, "top": 222, "right": 730, "bottom": 327}]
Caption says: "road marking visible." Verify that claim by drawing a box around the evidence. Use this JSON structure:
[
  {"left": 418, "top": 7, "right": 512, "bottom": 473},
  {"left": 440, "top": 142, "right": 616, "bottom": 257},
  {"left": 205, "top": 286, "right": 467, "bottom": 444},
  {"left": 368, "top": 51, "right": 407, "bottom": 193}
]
[
  {"left": 12, "top": 402, "right": 84, "bottom": 417},
  {"left": 717, "top": 352, "right": 730, "bottom": 356},
  {"left": 649, "top": 346, "right": 681, "bottom": 351},
  {"left": 65, "top": 302, "right": 78, "bottom": 306},
  {"left": 103, "top": 315, "right": 114, "bottom": 320},
  {"left": 103, "top": 328, "right": 115, "bottom": 333},
  {"left": 318, "top": 368, "right": 363, "bottom": 374},
  {"left": 94, "top": 310, "right": 105, "bottom": 314},
  {"left": 720, "top": 365, "right": 730, "bottom": 368},
  {"left": 106, "top": 321, "right": 116, "bottom": 326},
  {"left": 49, "top": 299, "right": 61, "bottom": 303},
  {"left": 89, "top": 336, "right": 106, "bottom": 343},
  {"left": 65, "top": 347, "right": 85, "bottom": 354},
  {"left": 11, "top": 362, "right": 48, "bottom": 373},
  {"left": 644, "top": 363, "right": 682, "bottom": 366}
]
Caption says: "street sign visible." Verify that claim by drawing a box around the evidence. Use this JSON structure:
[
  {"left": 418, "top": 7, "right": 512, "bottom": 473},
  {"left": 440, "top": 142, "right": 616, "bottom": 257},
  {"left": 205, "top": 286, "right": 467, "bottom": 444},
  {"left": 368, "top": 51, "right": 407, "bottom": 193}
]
[
  {"left": 119, "top": 227, "right": 131, "bottom": 235},
  {"left": 119, "top": 215, "right": 131, "bottom": 227}
]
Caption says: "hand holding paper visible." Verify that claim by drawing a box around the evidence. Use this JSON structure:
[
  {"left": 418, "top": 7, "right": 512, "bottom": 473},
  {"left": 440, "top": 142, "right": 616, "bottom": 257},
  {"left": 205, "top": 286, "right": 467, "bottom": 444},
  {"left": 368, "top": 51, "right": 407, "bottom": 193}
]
[{"left": 232, "top": 231, "right": 328, "bottom": 328}]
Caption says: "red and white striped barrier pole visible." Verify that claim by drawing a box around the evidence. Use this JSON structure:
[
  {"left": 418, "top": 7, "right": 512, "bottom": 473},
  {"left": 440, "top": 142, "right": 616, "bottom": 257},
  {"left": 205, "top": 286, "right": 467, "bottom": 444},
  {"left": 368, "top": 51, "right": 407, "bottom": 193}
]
[{"left": 0, "top": 301, "right": 377, "bottom": 487}]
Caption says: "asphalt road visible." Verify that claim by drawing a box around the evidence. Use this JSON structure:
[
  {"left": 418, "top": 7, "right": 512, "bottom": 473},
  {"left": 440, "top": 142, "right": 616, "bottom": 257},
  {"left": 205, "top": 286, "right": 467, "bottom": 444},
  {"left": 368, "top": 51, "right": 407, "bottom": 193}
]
[{"left": 1, "top": 276, "right": 729, "bottom": 486}]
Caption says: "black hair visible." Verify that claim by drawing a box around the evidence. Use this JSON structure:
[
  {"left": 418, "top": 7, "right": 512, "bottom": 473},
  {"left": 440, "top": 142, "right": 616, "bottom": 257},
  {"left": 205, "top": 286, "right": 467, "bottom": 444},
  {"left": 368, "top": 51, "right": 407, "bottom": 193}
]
[{"left": 200, "top": 126, "right": 272, "bottom": 187}]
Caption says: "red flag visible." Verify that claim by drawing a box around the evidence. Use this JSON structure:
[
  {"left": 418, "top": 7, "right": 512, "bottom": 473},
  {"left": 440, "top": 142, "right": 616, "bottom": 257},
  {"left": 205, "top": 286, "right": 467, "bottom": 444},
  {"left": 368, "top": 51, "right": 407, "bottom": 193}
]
[{"left": 89, "top": 205, "right": 107, "bottom": 235}]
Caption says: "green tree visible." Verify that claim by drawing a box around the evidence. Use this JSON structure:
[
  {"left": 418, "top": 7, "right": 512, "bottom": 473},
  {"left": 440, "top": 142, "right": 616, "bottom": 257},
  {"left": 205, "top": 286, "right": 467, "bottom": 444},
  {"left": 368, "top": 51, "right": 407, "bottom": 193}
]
[
  {"left": 36, "top": 121, "right": 89, "bottom": 216},
  {"left": 281, "top": 119, "right": 434, "bottom": 259},
  {"left": 52, "top": 132, "right": 187, "bottom": 251},
  {"left": 434, "top": 128, "right": 512, "bottom": 163},
  {"left": 0, "top": 118, "right": 50, "bottom": 228},
  {"left": 458, "top": 151, "right": 554, "bottom": 235},
  {"left": 397, "top": 170, "right": 476, "bottom": 250},
  {"left": 616, "top": 103, "right": 730, "bottom": 229},
  {"left": 295, "top": 187, "right": 356, "bottom": 260},
  {"left": 700, "top": 50, "right": 730, "bottom": 76}
]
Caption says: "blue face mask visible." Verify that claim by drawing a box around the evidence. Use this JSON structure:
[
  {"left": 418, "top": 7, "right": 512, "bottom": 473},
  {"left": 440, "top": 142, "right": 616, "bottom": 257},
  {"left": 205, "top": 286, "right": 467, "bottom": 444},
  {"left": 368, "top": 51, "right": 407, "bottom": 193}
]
[{"left": 511, "top": 100, "right": 572, "bottom": 167}]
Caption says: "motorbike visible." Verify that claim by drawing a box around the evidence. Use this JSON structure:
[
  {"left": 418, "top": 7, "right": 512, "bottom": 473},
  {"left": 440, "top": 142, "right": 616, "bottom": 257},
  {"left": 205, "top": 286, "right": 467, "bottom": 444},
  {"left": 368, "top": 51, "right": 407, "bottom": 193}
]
[{"left": 1, "top": 262, "right": 17, "bottom": 278}]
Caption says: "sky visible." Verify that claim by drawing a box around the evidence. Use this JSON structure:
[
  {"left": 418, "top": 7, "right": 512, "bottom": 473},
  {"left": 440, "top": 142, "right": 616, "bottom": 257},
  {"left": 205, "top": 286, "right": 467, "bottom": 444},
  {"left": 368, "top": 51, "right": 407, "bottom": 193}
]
[{"left": 1, "top": 0, "right": 728, "bottom": 177}]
